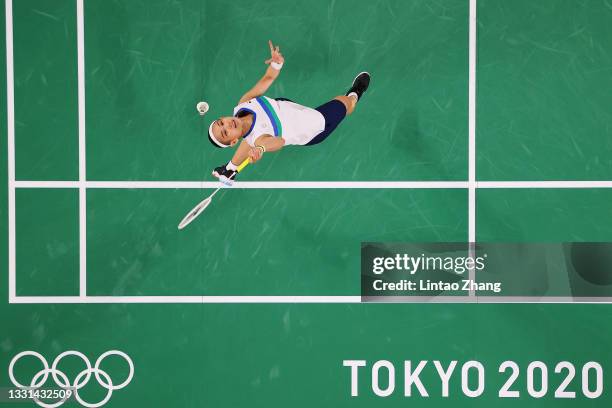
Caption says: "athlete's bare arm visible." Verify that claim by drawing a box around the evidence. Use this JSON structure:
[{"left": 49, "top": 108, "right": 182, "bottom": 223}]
[
  {"left": 255, "top": 135, "right": 285, "bottom": 152},
  {"left": 248, "top": 135, "right": 285, "bottom": 163},
  {"left": 238, "top": 41, "right": 284, "bottom": 104},
  {"left": 229, "top": 135, "right": 283, "bottom": 165},
  {"left": 230, "top": 140, "right": 252, "bottom": 166}
]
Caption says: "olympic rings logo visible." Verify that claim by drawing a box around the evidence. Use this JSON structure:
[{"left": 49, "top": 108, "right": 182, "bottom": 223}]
[{"left": 8, "top": 350, "right": 134, "bottom": 408}]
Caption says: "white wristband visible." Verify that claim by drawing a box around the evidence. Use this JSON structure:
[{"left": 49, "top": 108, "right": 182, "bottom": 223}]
[
  {"left": 270, "top": 61, "right": 283, "bottom": 70},
  {"left": 226, "top": 161, "right": 238, "bottom": 171}
]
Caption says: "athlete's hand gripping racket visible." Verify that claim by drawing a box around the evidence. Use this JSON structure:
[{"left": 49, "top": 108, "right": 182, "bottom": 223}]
[{"left": 177, "top": 158, "right": 250, "bottom": 230}]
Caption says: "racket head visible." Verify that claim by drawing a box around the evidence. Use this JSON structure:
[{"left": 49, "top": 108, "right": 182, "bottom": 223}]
[{"left": 177, "top": 197, "right": 212, "bottom": 230}]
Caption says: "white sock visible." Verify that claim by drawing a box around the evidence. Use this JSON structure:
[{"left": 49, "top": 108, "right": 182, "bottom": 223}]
[
  {"left": 348, "top": 92, "right": 358, "bottom": 101},
  {"left": 226, "top": 161, "right": 238, "bottom": 171}
]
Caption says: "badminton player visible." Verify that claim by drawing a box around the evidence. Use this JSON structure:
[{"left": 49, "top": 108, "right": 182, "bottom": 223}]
[{"left": 208, "top": 40, "right": 370, "bottom": 181}]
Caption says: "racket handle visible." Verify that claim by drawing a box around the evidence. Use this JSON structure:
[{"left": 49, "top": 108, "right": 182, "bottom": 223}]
[{"left": 236, "top": 158, "right": 250, "bottom": 173}]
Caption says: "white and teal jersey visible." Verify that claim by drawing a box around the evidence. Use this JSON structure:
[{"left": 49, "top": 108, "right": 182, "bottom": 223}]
[{"left": 233, "top": 96, "right": 325, "bottom": 146}]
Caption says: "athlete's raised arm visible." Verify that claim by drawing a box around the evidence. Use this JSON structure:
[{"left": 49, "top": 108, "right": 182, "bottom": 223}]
[
  {"left": 238, "top": 40, "right": 284, "bottom": 104},
  {"left": 248, "top": 135, "right": 285, "bottom": 162},
  {"left": 229, "top": 135, "right": 285, "bottom": 166},
  {"left": 212, "top": 135, "right": 277, "bottom": 180},
  {"left": 228, "top": 140, "right": 252, "bottom": 167}
]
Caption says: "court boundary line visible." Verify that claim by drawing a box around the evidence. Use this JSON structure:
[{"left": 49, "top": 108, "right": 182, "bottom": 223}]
[
  {"left": 11, "top": 295, "right": 612, "bottom": 304},
  {"left": 468, "top": 0, "right": 476, "bottom": 245},
  {"left": 77, "top": 0, "right": 87, "bottom": 298},
  {"left": 13, "top": 180, "right": 469, "bottom": 189},
  {"left": 12, "top": 180, "right": 612, "bottom": 189},
  {"left": 6, "top": 0, "right": 15, "bottom": 302},
  {"left": 467, "top": 0, "right": 477, "bottom": 297},
  {"left": 6, "top": 0, "right": 612, "bottom": 305}
]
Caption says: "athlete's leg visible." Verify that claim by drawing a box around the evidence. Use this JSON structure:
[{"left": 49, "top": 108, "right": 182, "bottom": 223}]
[
  {"left": 306, "top": 99, "right": 348, "bottom": 146},
  {"left": 334, "top": 95, "right": 357, "bottom": 115},
  {"left": 305, "top": 72, "right": 370, "bottom": 146},
  {"left": 333, "top": 72, "right": 370, "bottom": 115}
]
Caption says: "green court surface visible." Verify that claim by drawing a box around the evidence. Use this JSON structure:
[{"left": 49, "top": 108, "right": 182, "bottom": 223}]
[
  {"left": 85, "top": 188, "right": 467, "bottom": 296},
  {"left": 18, "top": 0, "right": 469, "bottom": 182},
  {"left": 478, "top": 0, "right": 612, "bottom": 180},
  {"left": 2, "top": 0, "right": 612, "bottom": 407}
]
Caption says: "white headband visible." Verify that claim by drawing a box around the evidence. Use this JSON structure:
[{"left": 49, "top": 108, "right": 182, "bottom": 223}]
[{"left": 208, "top": 121, "right": 229, "bottom": 148}]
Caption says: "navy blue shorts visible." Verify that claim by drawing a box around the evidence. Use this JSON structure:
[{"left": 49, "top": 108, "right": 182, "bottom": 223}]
[
  {"left": 307, "top": 99, "right": 347, "bottom": 146},
  {"left": 275, "top": 98, "right": 347, "bottom": 146}
]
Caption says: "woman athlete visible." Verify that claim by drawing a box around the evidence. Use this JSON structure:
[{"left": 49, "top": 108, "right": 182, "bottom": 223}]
[{"left": 208, "top": 40, "right": 370, "bottom": 181}]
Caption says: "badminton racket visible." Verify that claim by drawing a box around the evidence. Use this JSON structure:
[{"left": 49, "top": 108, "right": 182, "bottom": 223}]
[{"left": 177, "top": 158, "right": 250, "bottom": 230}]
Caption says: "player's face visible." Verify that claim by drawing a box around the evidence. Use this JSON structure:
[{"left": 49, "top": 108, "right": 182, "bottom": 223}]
[{"left": 212, "top": 117, "right": 242, "bottom": 146}]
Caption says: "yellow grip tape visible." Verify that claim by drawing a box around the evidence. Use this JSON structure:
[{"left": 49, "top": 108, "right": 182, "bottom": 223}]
[{"left": 236, "top": 158, "right": 250, "bottom": 173}]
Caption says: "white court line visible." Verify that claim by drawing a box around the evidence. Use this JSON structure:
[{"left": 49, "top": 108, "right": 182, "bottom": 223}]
[
  {"left": 77, "top": 0, "right": 87, "bottom": 298},
  {"left": 5, "top": 0, "right": 15, "bottom": 302},
  {"left": 13, "top": 180, "right": 612, "bottom": 189},
  {"left": 10, "top": 296, "right": 612, "bottom": 304},
  {"left": 468, "top": 0, "right": 477, "bottom": 244},
  {"left": 478, "top": 181, "right": 612, "bottom": 188},
  {"left": 467, "top": 0, "right": 477, "bottom": 296},
  {"left": 15, "top": 180, "right": 80, "bottom": 188},
  {"left": 11, "top": 296, "right": 362, "bottom": 304},
  {"left": 13, "top": 180, "right": 470, "bottom": 189}
]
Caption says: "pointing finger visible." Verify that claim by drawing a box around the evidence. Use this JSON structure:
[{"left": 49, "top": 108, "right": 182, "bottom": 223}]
[{"left": 268, "top": 40, "right": 274, "bottom": 53}]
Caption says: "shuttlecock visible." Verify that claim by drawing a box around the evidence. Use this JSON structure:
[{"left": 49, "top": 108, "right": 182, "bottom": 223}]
[{"left": 196, "top": 101, "right": 209, "bottom": 116}]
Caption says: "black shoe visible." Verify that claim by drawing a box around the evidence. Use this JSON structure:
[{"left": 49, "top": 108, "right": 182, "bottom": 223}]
[
  {"left": 212, "top": 164, "right": 237, "bottom": 180},
  {"left": 345, "top": 72, "right": 370, "bottom": 101}
]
